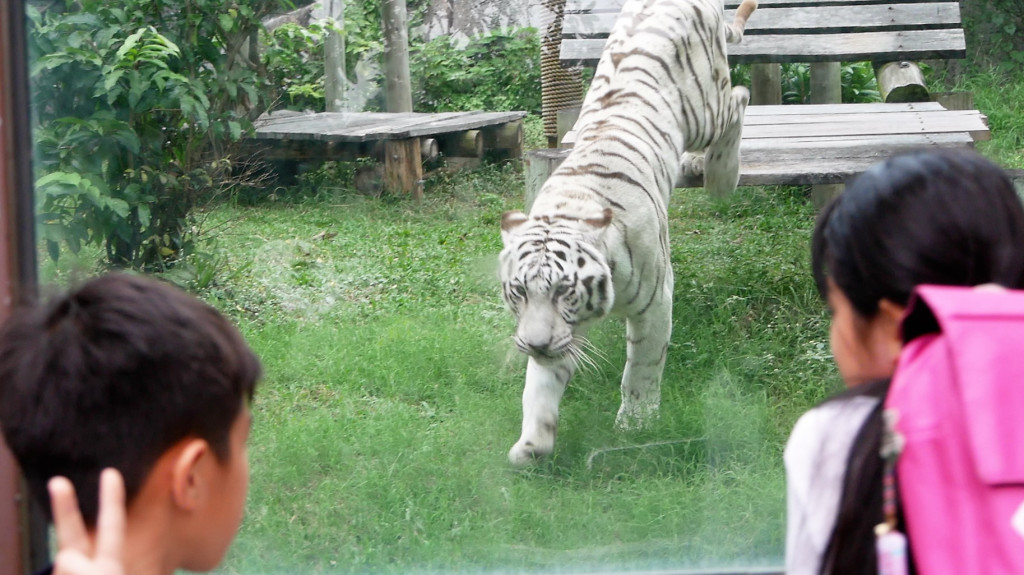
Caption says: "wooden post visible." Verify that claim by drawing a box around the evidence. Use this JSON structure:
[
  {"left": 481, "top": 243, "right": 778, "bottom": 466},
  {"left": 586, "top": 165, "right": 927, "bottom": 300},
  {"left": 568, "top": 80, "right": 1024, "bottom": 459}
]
[
  {"left": 524, "top": 149, "right": 569, "bottom": 212},
  {"left": 381, "top": 0, "right": 423, "bottom": 198},
  {"left": 810, "top": 62, "right": 843, "bottom": 208},
  {"left": 324, "top": 0, "right": 346, "bottom": 112},
  {"left": 556, "top": 107, "right": 580, "bottom": 148},
  {"left": 750, "top": 64, "right": 782, "bottom": 105}
]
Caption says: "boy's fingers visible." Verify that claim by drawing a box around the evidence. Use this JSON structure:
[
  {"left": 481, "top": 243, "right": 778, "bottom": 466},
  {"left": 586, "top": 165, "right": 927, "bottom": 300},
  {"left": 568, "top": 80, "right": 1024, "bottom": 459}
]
[
  {"left": 94, "top": 468, "right": 126, "bottom": 562},
  {"left": 48, "top": 476, "right": 90, "bottom": 554}
]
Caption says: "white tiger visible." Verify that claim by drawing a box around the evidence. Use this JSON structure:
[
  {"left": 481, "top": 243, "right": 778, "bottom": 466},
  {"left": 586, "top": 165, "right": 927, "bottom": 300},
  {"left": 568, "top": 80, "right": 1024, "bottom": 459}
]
[{"left": 499, "top": 0, "right": 757, "bottom": 465}]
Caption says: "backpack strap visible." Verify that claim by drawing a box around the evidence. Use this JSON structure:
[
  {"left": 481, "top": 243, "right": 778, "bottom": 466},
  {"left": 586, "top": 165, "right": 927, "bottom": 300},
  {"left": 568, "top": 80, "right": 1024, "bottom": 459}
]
[{"left": 899, "top": 285, "right": 1024, "bottom": 485}]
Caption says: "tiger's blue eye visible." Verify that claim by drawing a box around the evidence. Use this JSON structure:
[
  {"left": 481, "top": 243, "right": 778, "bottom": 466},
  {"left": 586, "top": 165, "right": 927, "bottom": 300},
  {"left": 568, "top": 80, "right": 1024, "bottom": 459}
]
[
  {"left": 553, "top": 284, "right": 570, "bottom": 297},
  {"left": 512, "top": 284, "right": 527, "bottom": 297}
]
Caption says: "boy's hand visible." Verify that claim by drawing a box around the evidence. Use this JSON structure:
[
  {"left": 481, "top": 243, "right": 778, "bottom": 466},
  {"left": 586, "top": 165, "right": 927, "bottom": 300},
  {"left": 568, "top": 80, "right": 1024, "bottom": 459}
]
[{"left": 47, "top": 468, "right": 126, "bottom": 575}]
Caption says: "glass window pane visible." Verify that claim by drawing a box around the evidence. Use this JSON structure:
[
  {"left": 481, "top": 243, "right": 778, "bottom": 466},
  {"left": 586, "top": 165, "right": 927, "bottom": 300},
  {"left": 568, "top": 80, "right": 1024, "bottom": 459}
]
[{"left": 18, "top": 0, "right": 900, "bottom": 572}]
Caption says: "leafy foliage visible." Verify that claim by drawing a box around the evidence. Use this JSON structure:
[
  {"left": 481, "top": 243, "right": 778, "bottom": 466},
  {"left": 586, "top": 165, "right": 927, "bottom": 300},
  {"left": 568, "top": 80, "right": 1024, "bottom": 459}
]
[
  {"left": 962, "top": 0, "right": 1024, "bottom": 72},
  {"left": 840, "top": 62, "right": 881, "bottom": 103},
  {"left": 30, "top": 0, "right": 280, "bottom": 269},
  {"left": 780, "top": 62, "right": 880, "bottom": 104},
  {"left": 262, "top": 21, "right": 335, "bottom": 111},
  {"left": 260, "top": 0, "right": 540, "bottom": 114},
  {"left": 410, "top": 29, "right": 541, "bottom": 113}
]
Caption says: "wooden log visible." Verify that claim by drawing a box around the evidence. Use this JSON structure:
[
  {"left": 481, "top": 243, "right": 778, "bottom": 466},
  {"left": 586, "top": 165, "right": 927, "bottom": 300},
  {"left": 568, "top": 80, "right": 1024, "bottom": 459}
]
[
  {"left": 420, "top": 137, "right": 439, "bottom": 161},
  {"left": 383, "top": 139, "right": 423, "bottom": 199},
  {"left": 751, "top": 63, "right": 782, "bottom": 105},
  {"left": 440, "top": 130, "right": 484, "bottom": 158},
  {"left": 875, "top": 61, "right": 929, "bottom": 103},
  {"left": 486, "top": 121, "right": 524, "bottom": 151},
  {"left": 483, "top": 121, "right": 524, "bottom": 161}
]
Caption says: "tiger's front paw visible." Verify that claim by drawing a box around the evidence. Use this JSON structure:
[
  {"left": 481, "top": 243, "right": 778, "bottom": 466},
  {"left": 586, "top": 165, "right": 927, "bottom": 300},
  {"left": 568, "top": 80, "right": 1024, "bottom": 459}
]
[{"left": 508, "top": 437, "right": 555, "bottom": 465}]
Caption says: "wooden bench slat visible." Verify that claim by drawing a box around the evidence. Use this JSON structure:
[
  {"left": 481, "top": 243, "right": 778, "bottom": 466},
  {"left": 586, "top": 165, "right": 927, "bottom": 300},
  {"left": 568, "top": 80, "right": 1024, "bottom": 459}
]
[
  {"left": 742, "top": 102, "right": 947, "bottom": 114},
  {"left": 674, "top": 133, "right": 976, "bottom": 186},
  {"left": 254, "top": 111, "right": 527, "bottom": 142},
  {"left": 742, "top": 109, "right": 986, "bottom": 127},
  {"left": 564, "top": 3, "right": 961, "bottom": 38},
  {"left": 566, "top": 0, "right": 953, "bottom": 13},
  {"left": 744, "top": 117, "right": 989, "bottom": 141},
  {"left": 561, "top": 28, "right": 966, "bottom": 66},
  {"left": 562, "top": 105, "right": 988, "bottom": 143}
]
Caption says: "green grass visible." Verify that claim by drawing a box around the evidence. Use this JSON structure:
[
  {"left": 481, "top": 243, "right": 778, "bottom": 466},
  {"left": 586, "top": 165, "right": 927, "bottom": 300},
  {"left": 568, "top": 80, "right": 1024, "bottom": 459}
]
[
  {"left": 35, "top": 67, "right": 1023, "bottom": 575},
  {"left": 150, "top": 165, "right": 832, "bottom": 574}
]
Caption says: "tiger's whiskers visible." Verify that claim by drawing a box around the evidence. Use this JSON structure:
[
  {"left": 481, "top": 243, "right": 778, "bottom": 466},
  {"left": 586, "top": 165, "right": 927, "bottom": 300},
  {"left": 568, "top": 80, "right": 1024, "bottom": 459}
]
[{"left": 569, "top": 335, "right": 610, "bottom": 374}]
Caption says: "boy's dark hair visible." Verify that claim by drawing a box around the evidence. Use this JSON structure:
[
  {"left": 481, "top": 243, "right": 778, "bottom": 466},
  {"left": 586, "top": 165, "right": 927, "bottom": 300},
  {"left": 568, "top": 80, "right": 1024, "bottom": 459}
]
[{"left": 0, "top": 273, "right": 260, "bottom": 527}]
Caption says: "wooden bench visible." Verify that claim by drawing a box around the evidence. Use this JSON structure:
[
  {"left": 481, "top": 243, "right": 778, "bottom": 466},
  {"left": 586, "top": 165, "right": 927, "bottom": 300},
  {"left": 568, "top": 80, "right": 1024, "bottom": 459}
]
[
  {"left": 528, "top": 0, "right": 990, "bottom": 204},
  {"left": 249, "top": 110, "right": 526, "bottom": 197}
]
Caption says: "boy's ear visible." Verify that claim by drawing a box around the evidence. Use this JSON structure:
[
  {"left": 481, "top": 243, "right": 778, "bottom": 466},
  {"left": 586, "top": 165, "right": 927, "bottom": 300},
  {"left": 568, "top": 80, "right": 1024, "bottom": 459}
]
[{"left": 170, "top": 438, "right": 212, "bottom": 511}]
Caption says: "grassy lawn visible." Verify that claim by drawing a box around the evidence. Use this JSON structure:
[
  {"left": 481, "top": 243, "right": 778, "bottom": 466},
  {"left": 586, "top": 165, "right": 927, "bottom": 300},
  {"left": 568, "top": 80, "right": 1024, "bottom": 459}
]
[
  {"left": 186, "top": 169, "right": 830, "bottom": 574},
  {"left": 38, "top": 67, "right": 1022, "bottom": 575}
]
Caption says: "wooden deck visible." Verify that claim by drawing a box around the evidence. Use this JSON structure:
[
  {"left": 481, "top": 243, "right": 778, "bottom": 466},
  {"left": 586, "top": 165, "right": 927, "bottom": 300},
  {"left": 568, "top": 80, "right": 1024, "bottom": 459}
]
[
  {"left": 549, "top": 102, "right": 990, "bottom": 188},
  {"left": 249, "top": 110, "right": 527, "bottom": 196}
]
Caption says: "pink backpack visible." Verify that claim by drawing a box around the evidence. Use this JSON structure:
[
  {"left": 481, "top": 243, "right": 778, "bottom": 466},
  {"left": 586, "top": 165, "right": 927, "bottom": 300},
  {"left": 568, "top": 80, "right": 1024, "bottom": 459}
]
[{"left": 884, "top": 285, "right": 1024, "bottom": 574}]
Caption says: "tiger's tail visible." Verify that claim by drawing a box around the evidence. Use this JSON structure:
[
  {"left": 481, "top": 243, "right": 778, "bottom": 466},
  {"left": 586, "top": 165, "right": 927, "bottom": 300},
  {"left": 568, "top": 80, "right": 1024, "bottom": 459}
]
[{"left": 725, "top": 0, "right": 758, "bottom": 44}]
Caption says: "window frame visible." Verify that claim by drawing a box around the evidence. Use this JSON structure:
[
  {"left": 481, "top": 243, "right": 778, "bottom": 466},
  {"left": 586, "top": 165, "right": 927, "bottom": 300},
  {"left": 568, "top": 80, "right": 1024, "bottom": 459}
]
[{"left": 0, "top": 0, "right": 42, "bottom": 571}]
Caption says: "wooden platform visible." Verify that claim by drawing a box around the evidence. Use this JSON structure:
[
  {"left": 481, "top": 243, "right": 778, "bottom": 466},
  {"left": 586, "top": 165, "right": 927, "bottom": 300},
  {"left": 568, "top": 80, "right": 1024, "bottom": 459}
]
[
  {"left": 543, "top": 102, "right": 990, "bottom": 188},
  {"left": 253, "top": 110, "right": 527, "bottom": 142},
  {"left": 249, "top": 110, "right": 527, "bottom": 195}
]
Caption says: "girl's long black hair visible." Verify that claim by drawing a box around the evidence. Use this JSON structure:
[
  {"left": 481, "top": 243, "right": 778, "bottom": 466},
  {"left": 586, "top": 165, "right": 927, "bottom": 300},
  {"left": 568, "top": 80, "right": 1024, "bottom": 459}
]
[{"left": 809, "top": 148, "right": 1024, "bottom": 575}]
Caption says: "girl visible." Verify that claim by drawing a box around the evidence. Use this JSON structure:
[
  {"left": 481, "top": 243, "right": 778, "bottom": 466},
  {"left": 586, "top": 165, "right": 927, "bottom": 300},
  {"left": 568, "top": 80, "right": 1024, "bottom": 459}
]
[{"left": 785, "top": 148, "right": 1024, "bottom": 575}]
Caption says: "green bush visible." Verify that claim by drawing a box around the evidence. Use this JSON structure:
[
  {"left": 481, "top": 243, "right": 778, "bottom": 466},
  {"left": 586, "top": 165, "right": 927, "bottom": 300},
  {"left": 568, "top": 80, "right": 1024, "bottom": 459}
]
[
  {"left": 411, "top": 29, "right": 542, "bottom": 113},
  {"left": 962, "top": 0, "right": 1024, "bottom": 72},
  {"left": 30, "top": 0, "right": 280, "bottom": 269},
  {"left": 779, "top": 62, "right": 879, "bottom": 104},
  {"left": 262, "top": 21, "right": 334, "bottom": 111}
]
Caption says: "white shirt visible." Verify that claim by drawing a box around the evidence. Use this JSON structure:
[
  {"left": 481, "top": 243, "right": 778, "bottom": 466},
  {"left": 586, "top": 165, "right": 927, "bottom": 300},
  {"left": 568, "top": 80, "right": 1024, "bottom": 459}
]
[{"left": 784, "top": 395, "right": 879, "bottom": 575}]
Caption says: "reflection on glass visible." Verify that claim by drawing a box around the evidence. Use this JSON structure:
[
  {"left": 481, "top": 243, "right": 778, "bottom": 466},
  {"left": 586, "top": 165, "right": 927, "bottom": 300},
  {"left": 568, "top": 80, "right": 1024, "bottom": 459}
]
[{"left": 22, "top": 0, "right": 865, "bottom": 573}]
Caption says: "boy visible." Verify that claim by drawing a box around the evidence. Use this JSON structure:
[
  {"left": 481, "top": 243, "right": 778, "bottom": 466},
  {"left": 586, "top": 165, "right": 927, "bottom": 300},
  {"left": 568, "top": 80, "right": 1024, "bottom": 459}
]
[{"left": 0, "top": 273, "right": 261, "bottom": 575}]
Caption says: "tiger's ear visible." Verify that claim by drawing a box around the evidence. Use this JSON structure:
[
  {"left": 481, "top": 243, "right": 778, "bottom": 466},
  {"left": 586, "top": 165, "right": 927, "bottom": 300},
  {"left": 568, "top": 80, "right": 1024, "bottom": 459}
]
[
  {"left": 501, "top": 211, "right": 529, "bottom": 243},
  {"left": 584, "top": 208, "right": 613, "bottom": 229},
  {"left": 501, "top": 211, "right": 528, "bottom": 231}
]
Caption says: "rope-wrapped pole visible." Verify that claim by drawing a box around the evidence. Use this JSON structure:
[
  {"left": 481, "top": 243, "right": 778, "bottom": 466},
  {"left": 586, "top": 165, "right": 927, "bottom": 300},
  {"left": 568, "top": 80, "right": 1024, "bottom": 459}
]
[{"left": 538, "top": 0, "right": 584, "bottom": 147}]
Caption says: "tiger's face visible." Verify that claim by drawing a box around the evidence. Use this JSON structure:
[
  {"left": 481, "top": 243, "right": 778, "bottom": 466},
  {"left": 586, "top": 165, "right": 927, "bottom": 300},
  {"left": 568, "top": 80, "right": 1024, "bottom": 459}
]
[{"left": 499, "top": 210, "right": 614, "bottom": 363}]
